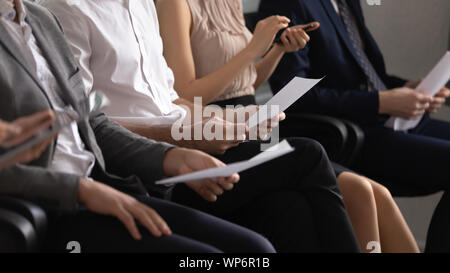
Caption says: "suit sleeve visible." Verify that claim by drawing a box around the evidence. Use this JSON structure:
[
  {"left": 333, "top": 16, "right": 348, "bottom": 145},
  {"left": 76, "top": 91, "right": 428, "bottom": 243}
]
[
  {"left": 259, "top": 0, "right": 381, "bottom": 124},
  {"left": 0, "top": 163, "right": 81, "bottom": 212},
  {"left": 260, "top": 0, "right": 412, "bottom": 125},
  {"left": 89, "top": 112, "right": 175, "bottom": 188}
]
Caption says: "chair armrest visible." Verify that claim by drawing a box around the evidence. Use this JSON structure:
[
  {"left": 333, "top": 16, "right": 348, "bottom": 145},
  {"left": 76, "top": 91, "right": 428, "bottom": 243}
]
[
  {"left": 0, "top": 197, "right": 47, "bottom": 246},
  {"left": 340, "top": 119, "right": 365, "bottom": 167},
  {"left": 0, "top": 208, "right": 38, "bottom": 252},
  {"left": 281, "top": 113, "right": 349, "bottom": 162}
]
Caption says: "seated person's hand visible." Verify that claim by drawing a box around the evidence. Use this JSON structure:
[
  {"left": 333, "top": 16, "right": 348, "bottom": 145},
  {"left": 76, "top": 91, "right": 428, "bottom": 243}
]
[
  {"left": 247, "top": 15, "right": 291, "bottom": 58},
  {"left": 404, "top": 80, "right": 450, "bottom": 113},
  {"left": 186, "top": 116, "right": 247, "bottom": 155},
  {"left": 78, "top": 178, "right": 172, "bottom": 240},
  {"left": 379, "top": 87, "right": 433, "bottom": 120},
  {"left": 0, "top": 110, "right": 55, "bottom": 147},
  {"left": 233, "top": 105, "right": 286, "bottom": 140},
  {"left": 275, "top": 22, "right": 320, "bottom": 53},
  {"left": 0, "top": 110, "right": 55, "bottom": 170},
  {"left": 163, "top": 148, "right": 240, "bottom": 202},
  {"left": 429, "top": 87, "right": 450, "bottom": 113}
]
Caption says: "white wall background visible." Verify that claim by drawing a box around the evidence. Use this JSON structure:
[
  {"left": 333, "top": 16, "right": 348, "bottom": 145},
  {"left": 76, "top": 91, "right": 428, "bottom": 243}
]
[{"left": 244, "top": 0, "right": 450, "bottom": 251}]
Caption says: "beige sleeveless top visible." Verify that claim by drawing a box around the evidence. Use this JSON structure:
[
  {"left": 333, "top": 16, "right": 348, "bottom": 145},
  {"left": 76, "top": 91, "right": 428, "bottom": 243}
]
[{"left": 187, "top": 0, "right": 257, "bottom": 102}]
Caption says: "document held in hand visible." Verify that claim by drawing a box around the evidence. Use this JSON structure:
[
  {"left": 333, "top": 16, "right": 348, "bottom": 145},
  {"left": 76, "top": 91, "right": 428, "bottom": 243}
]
[
  {"left": 155, "top": 140, "right": 295, "bottom": 185},
  {"left": 247, "top": 76, "right": 323, "bottom": 129},
  {"left": 385, "top": 51, "right": 450, "bottom": 131}
]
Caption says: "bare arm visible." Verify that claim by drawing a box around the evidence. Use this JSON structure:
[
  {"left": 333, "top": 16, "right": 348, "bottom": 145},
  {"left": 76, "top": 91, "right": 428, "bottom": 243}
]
[
  {"left": 254, "top": 45, "right": 285, "bottom": 90},
  {"left": 156, "top": 0, "right": 289, "bottom": 104}
]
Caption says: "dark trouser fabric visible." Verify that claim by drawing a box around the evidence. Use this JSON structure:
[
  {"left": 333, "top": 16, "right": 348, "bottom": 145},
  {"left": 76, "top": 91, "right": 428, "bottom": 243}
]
[
  {"left": 281, "top": 114, "right": 450, "bottom": 252},
  {"left": 44, "top": 195, "right": 275, "bottom": 253},
  {"left": 353, "top": 116, "right": 450, "bottom": 253},
  {"left": 173, "top": 138, "right": 360, "bottom": 253}
]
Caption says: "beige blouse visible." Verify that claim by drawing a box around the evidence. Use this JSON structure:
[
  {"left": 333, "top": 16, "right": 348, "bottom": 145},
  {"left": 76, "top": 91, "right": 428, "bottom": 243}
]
[{"left": 186, "top": 0, "right": 257, "bottom": 102}]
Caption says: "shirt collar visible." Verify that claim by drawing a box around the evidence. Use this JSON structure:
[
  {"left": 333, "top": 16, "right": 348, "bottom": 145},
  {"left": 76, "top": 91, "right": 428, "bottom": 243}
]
[{"left": 0, "top": 0, "right": 26, "bottom": 23}]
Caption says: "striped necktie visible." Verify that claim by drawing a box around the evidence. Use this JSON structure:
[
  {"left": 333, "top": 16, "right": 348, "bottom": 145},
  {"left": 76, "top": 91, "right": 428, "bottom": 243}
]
[{"left": 337, "top": 0, "right": 387, "bottom": 91}]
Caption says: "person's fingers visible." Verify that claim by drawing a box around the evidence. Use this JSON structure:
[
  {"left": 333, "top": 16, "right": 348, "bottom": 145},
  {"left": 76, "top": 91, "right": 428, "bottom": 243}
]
[
  {"left": 116, "top": 206, "right": 142, "bottom": 240},
  {"left": 280, "top": 30, "right": 291, "bottom": 47},
  {"left": 133, "top": 205, "right": 163, "bottom": 238},
  {"left": 30, "top": 138, "right": 52, "bottom": 159},
  {"left": 301, "top": 22, "right": 320, "bottom": 32},
  {"left": 436, "top": 87, "right": 450, "bottom": 98},
  {"left": 207, "top": 182, "right": 224, "bottom": 196},
  {"left": 285, "top": 30, "right": 300, "bottom": 48},
  {"left": 300, "top": 31, "right": 311, "bottom": 44},
  {"left": 0, "top": 122, "right": 21, "bottom": 146},
  {"left": 218, "top": 181, "right": 234, "bottom": 191},
  {"left": 14, "top": 110, "right": 55, "bottom": 128},
  {"left": 144, "top": 206, "right": 172, "bottom": 236},
  {"left": 273, "top": 22, "right": 289, "bottom": 35},
  {"left": 227, "top": 173, "right": 240, "bottom": 183},
  {"left": 5, "top": 111, "right": 55, "bottom": 147},
  {"left": 416, "top": 93, "right": 433, "bottom": 103},
  {"left": 192, "top": 180, "right": 218, "bottom": 202},
  {"left": 412, "top": 109, "right": 426, "bottom": 118},
  {"left": 432, "top": 97, "right": 446, "bottom": 104},
  {"left": 272, "top": 15, "right": 290, "bottom": 25},
  {"left": 416, "top": 102, "right": 430, "bottom": 111},
  {"left": 279, "top": 112, "right": 286, "bottom": 121}
]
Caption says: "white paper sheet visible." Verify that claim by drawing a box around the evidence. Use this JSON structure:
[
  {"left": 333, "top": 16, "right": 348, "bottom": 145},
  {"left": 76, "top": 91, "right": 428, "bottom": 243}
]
[
  {"left": 155, "top": 140, "right": 295, "bottom": 185},
  {"left": 247, "top": 77, "right": 323, "bottom": 129},
  {"left": 385, "top": 51, "right": 450, "bottom": 131}
]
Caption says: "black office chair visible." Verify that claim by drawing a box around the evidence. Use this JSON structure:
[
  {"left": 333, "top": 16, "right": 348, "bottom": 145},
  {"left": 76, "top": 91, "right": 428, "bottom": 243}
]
[
  {"left": 0, "top": 197, "right": 47, "bottom": 252},
  {"left": 244, "top": 12, "right": 365, "bottom": 166}
]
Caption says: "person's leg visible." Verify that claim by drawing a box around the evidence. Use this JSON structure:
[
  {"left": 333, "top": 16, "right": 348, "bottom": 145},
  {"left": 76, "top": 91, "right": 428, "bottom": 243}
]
[
  {"left": 409, "top": 118, "right": 450, "bottom": 253},
  {"left": 425, "top": 192, "right": 450, "bottom": 252},
  {"left": 45, "top": 196, "right": 274, "bottom": 253},
  {"left": 45, "top": 210, "right": 222, "bottom": 253},
  {"left": 337, "top": 172, "right": 379, "bottom": 253},
  {"left": 412, "top": 116, "right": 450, "bottom": 140},
  {"left": 138, "top": 196, "right": 275, "bottom": 253},
  {"left": 367, "top": 178, "right": 419, "bottom": 253},
  {"left": 226, "top": 191, "right": 321, "bottom": 253},
  {"left": 173, "top": 138, "right": 359, "bottom": 252},
  {"left": 356, "top": 125, "right": 450, "bottom": 252}
]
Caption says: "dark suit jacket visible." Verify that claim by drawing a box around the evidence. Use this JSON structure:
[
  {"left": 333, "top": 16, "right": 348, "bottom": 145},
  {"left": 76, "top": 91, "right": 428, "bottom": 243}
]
[
  {"left": 0, "top": 1, "right": 174, "bottom": 212},
  {"left": 259, "top": 0, "right": 407, "bottom": 126}
]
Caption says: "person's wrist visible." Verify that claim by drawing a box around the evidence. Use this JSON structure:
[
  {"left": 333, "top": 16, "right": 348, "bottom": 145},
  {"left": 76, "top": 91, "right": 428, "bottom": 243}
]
[
  {"left": 272, "top": 43, "right": 285, "bottom": 54},
  {"left": 163, "top": 147, "right": 187, "bottom": 176},
  {"left": 378, "top": 90, "right": 392, "bottom": 115},
  {"left": 77, "top": 177, "right": 92, "bottom": 204},
  {"left": 242, "top": 45, "right": 260, "bottom": 60}
]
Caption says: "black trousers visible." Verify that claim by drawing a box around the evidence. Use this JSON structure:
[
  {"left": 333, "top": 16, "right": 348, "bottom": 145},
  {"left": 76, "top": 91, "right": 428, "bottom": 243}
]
[
  {"left": 173, "top": 138, "right": 360, "bottom": 252},
  {"left": 44, "top": 195, "right": 275, "bottom": 253}
]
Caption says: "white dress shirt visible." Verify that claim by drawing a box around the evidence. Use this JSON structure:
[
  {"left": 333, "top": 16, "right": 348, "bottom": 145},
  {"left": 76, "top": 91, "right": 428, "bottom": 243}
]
[
  {"left": 43, "top": 0, "right": 187, "bottom": 126},
  {"left": 0, "top": 0, "right": 95, "bottom": 177}
]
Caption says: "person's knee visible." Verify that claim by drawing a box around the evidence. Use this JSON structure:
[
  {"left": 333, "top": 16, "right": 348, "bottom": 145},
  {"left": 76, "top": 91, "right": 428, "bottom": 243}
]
[
  {"left": 371, "top": 182, "right": 395, "bottom": 209},
  {"left": 288, "top": 137, "right": 327, "bottom": 157},
  {"left": 338, "top": 173, "right": 376, "bottom": 215},
  {"left": 241, "top": 232, "right": 276, "bottom": 253}
]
